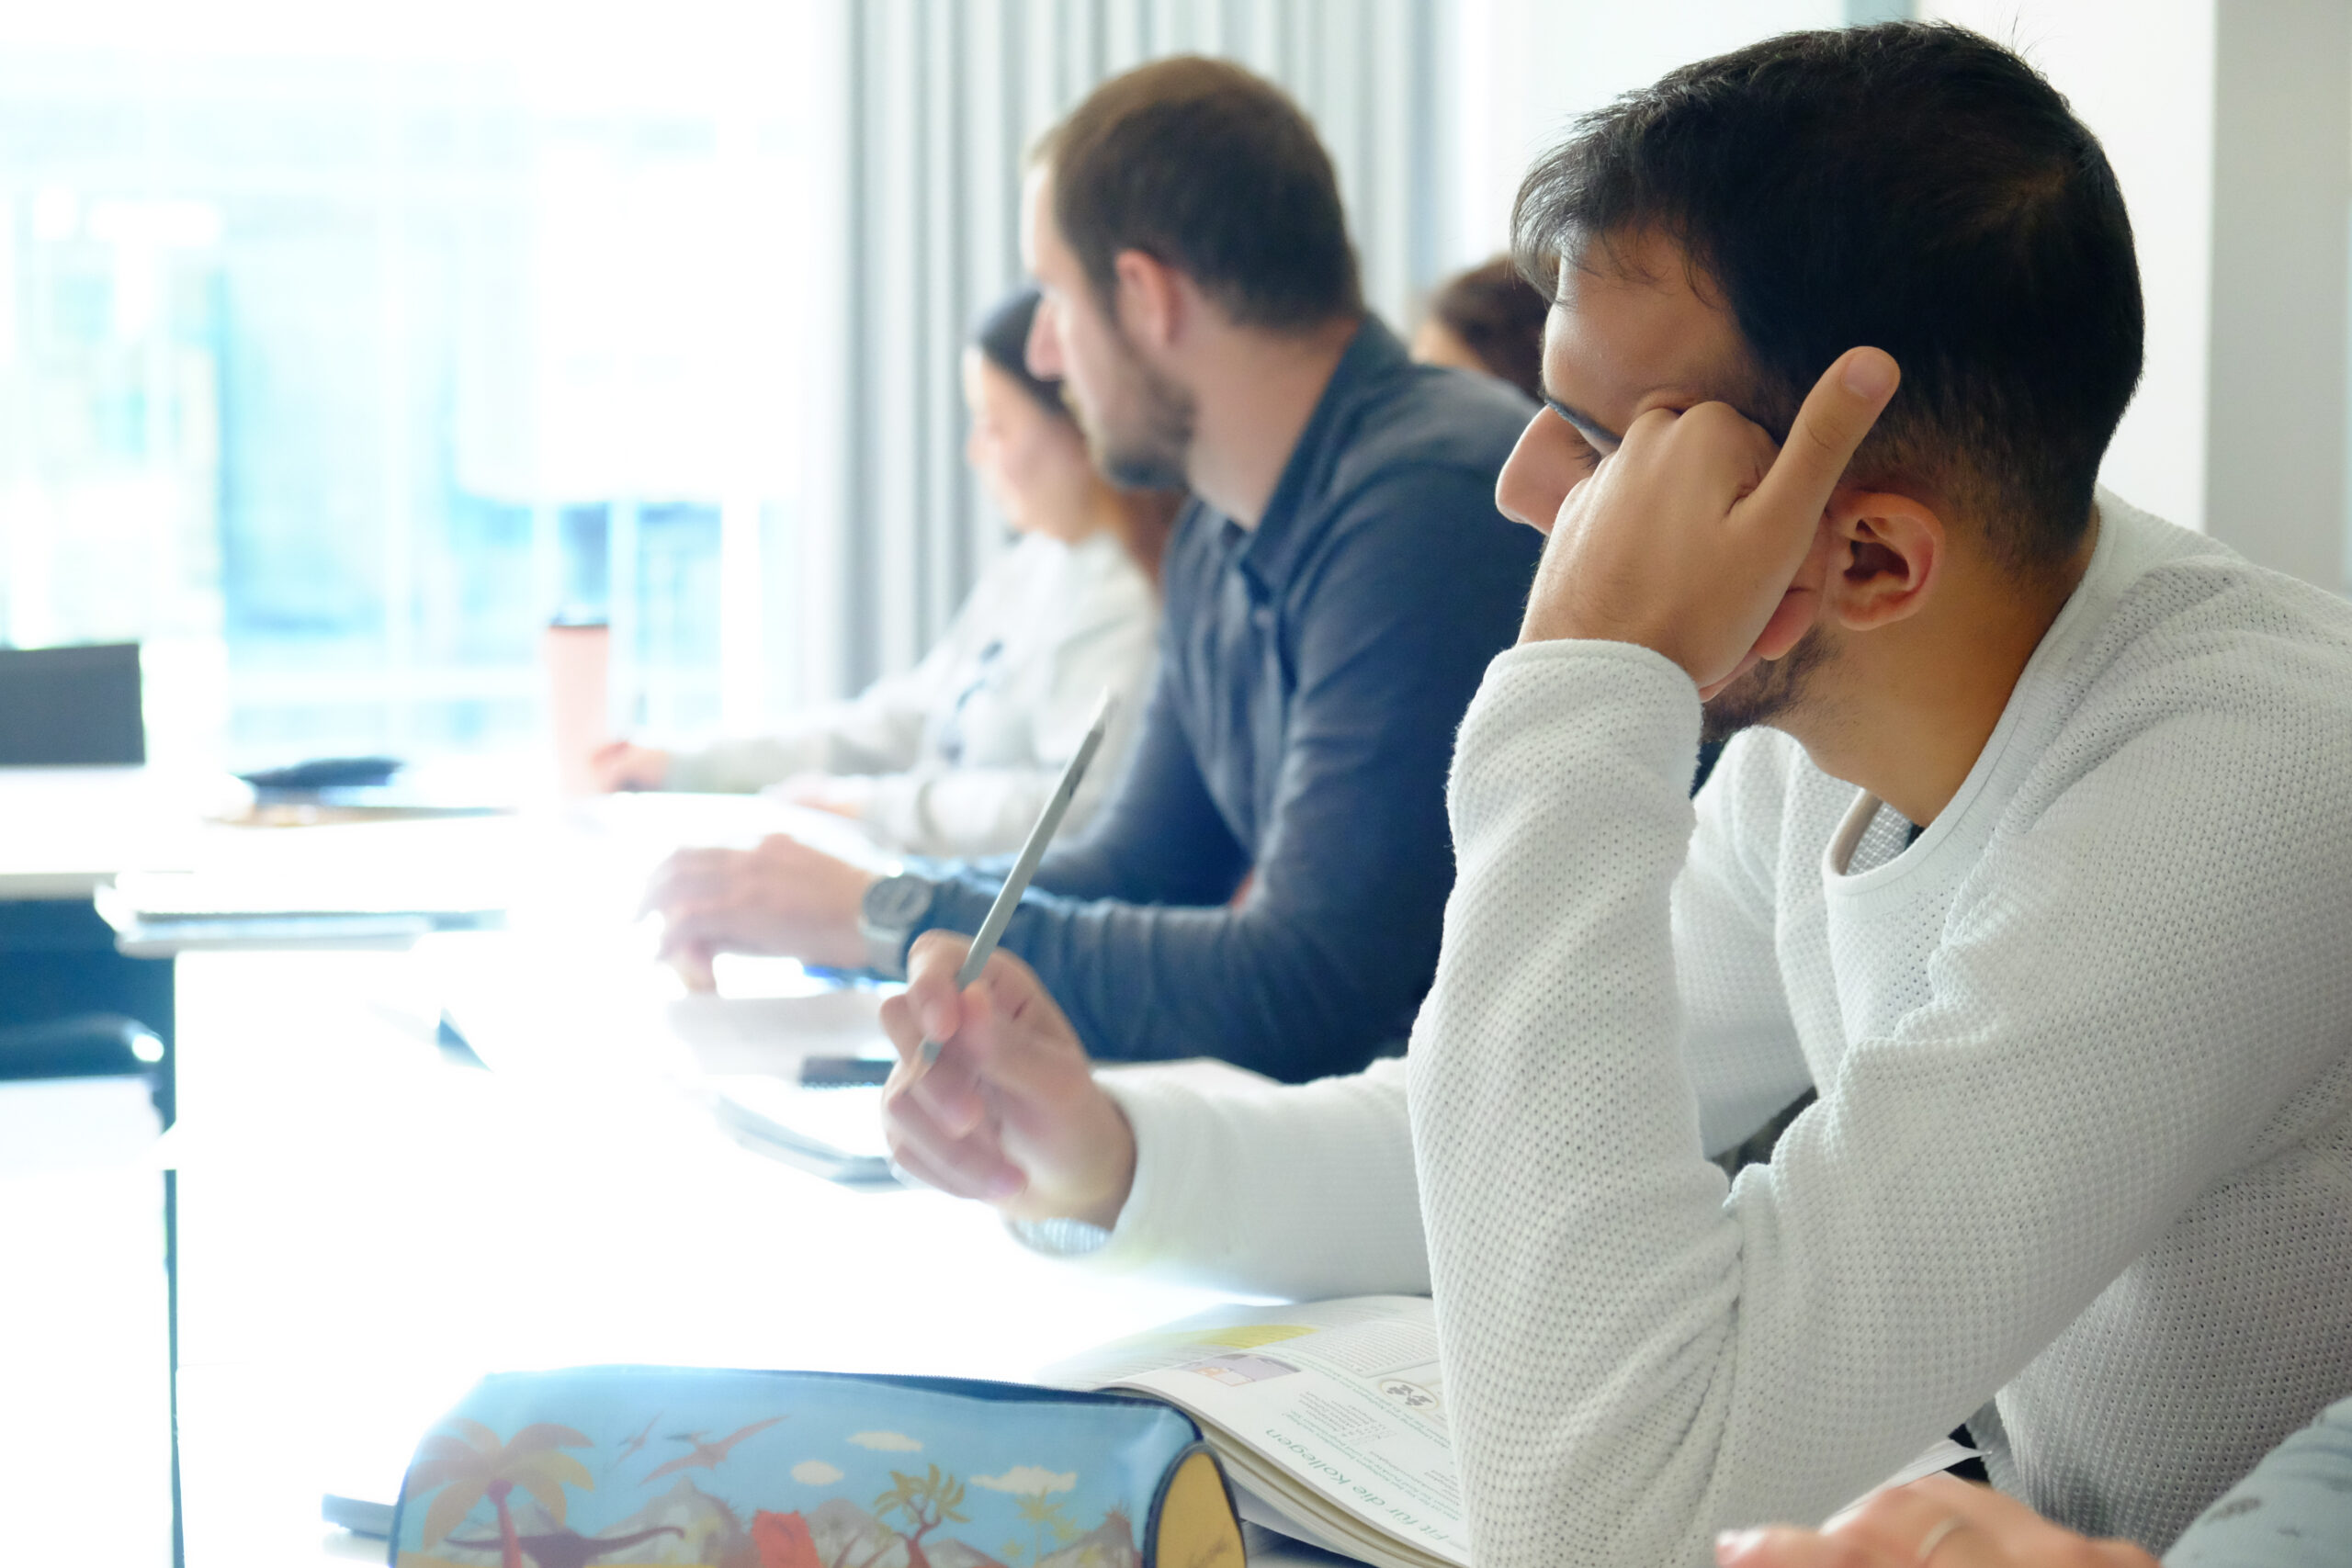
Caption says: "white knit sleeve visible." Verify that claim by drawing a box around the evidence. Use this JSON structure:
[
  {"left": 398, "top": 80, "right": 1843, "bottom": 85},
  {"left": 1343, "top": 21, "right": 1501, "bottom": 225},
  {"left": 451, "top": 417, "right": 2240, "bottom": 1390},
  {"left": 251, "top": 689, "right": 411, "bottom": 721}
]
[
  {"left": 1675, "top": 733, "right": 1811, "bottom": 1156},
  {"left": 1052, "top": 1056, "right": 1427, "bottom": 1299},
  {"left": 1408, "top": 638, "right": 2352, "bottom": 1568}
]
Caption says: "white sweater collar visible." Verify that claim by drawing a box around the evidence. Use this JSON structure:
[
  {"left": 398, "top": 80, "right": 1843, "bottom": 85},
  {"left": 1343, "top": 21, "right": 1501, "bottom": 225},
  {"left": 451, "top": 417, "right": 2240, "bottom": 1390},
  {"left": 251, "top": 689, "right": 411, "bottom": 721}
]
[{"left": 1823, "top": 491, "right": 2165, "bottom": 885}]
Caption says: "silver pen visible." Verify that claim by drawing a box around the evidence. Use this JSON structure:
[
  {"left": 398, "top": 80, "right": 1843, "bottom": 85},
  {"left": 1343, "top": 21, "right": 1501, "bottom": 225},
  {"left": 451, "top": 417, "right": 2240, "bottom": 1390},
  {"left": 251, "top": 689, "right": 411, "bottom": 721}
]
[{"left": 917, "top": 690, "right": 1114, "bottom": 1067}]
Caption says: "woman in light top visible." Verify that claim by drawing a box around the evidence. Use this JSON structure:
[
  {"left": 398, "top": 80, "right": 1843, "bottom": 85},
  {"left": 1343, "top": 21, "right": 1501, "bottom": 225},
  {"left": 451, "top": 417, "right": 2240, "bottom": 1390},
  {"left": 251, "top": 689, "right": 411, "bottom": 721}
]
[{"left": 591, "top": 287, "right": 1182, "bottom": 856}]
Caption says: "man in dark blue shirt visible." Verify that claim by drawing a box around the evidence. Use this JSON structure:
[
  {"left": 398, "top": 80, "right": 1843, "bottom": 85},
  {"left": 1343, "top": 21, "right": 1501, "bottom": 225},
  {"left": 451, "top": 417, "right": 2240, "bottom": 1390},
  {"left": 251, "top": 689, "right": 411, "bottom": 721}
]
[{"left": 643, "top": 57, "right": 1538, "bottom": 1083}]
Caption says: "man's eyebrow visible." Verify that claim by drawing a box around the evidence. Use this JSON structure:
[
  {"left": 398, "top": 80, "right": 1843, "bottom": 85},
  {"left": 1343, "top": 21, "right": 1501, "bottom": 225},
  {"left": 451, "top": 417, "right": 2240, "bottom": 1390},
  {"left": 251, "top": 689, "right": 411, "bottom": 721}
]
[
  {"left": 1541, "top": 389, "right": 1622, "bottom": 450},
  {"left": 1542, "top": 381, "right": 1779, "bottom": 448}
]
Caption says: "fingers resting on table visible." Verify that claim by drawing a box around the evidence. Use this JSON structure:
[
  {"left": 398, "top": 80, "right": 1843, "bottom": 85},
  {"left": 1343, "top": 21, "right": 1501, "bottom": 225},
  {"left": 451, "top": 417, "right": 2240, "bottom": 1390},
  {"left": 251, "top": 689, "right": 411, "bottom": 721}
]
[
  {"left": 1716, "top": 1473, "right": 2161, "bottom": 1568},
  {"left": 641, "top": 833, "right": 875, "bottom": 984}
]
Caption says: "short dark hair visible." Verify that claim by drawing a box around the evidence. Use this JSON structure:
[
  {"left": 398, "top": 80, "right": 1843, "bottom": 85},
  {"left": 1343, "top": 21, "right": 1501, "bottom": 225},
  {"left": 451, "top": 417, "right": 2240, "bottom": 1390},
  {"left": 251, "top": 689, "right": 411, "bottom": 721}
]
[
  {"left": 1428, "top": 256, "right": 1550, "bottom": 402},
  {"left": 972, "top": 286, "right": 1069, "bottom": 419},
  {"left": 1035, "top": 56, "right": 1363, "bottom": 332},
  {"left": 1513, "top": 22, "right": 2143, "bottom": 570}
]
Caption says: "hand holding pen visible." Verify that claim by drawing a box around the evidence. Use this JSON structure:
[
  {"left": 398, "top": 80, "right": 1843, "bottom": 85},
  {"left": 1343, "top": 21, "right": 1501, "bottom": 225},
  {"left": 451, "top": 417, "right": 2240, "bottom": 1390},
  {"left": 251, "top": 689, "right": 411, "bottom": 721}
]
[
  {"left": 877, "top": 934, "right": 1137, "bottom": 1226},
  {"left": 876, "top": 691, "right": 1136, "bottom": 1223},
  {"left": 912, "top": 690, "right": 1116, "bottom": 1070}
]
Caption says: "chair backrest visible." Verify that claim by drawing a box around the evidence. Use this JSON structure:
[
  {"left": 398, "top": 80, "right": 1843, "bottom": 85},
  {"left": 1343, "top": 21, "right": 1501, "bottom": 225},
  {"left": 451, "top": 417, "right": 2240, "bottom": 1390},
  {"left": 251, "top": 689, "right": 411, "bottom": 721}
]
[
  {"left": 0, "top": 642, "right": 144, "bottom": 765},
  {"left": 0, "top": 1013, "right": 162, "bottom": 1081}
]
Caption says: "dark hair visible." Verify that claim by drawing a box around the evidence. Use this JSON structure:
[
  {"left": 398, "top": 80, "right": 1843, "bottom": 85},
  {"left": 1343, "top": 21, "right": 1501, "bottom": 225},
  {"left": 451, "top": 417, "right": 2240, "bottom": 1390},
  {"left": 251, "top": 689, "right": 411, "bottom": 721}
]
[
  {"left": 1427, "top": 256, "right": 1550, "bottom": 401},
  {"left": 1034, "top": 56, "right": 1363, "bottom": 332},
  {"left": 1512, "top": 22, "right": 2143, "bottom": 570},
  {"left": 973, "top": 286, "right": 1069, "bottom": 418}
]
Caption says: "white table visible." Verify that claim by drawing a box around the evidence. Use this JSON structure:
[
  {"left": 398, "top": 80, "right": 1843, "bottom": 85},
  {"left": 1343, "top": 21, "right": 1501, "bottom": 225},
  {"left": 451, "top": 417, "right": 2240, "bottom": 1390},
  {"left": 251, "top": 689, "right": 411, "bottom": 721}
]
[
  {"left": 164, "top": 946, "right": 1280, "bottom": 1567},
  {"left": 0, "top": 765, "right": 219, "bottom": 899},
  {"left": 0, "top": 786, "right": 1341, "bottom": 1565}
]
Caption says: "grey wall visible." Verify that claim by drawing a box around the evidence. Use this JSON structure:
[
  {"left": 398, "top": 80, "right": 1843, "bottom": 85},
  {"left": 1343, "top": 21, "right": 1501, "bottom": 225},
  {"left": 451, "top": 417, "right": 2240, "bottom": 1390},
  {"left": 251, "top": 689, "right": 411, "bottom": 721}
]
[{"left": 2205, "top": 0, "right": 2352, "bottom": 591}]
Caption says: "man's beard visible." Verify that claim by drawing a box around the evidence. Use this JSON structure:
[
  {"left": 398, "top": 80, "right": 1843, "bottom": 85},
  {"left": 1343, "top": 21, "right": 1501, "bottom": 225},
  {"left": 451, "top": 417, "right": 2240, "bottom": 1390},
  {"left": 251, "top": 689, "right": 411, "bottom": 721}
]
[
  {"left": 1079, "top": 329, "right": 1194, "bottom": 491},
  {"left": 1700, "top": 625, "right": 1832, "bottom": 747}
]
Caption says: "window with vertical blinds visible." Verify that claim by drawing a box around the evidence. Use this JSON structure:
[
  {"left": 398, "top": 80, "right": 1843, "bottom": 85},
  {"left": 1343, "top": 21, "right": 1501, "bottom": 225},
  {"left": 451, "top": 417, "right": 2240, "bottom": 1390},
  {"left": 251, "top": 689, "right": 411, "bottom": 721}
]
[{"left": 0, "top": 4, "right": 1453, "bottom": 760}]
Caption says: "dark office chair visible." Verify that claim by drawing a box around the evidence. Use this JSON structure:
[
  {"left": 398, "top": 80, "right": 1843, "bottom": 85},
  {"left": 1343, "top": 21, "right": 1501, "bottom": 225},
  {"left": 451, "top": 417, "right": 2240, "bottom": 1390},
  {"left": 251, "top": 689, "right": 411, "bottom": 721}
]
[
  {"left": 0, "top": 897, "right": 175, "bottom": 1077},
  {"left": 0, "top": 641, "right": 145, "bottom": 765},
  {"left": 0, "top": 1013, "right": 163, "bottom": 1077},
  {"left": 0, "top": 642, "right": 172, "bottom": 1107}
]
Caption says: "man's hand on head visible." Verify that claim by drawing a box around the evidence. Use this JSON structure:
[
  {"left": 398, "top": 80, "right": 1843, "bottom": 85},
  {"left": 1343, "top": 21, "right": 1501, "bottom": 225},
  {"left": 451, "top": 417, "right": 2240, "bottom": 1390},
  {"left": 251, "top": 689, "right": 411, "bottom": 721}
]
[
  {"left": 1519, "top": 347, "right": 1899, "bottom": 696},
  {"left": 879, "top": 932, "right": 1137, "bottom": 1228},
  {"left": 640, "top": 834, "right": 876, "bottom": 987}
]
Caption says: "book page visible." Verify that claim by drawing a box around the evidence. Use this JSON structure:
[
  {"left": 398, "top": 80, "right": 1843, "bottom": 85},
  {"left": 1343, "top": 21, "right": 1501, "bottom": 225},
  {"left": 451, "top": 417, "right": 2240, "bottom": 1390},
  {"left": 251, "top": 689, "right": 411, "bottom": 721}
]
[
  {"left": 1042, "top": 1297, "right": 1468, "bottom": 1567},
  {"left": 1045, "top": 1297, "right": 1981, "bottom": 1568}
]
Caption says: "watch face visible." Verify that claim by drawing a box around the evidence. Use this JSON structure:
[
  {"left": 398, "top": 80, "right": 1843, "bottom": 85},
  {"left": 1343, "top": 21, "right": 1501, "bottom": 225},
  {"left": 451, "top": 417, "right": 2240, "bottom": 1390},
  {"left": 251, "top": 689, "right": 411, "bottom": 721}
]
[{"left": 864, "top": 874, "right": 932, "bottom": 929}]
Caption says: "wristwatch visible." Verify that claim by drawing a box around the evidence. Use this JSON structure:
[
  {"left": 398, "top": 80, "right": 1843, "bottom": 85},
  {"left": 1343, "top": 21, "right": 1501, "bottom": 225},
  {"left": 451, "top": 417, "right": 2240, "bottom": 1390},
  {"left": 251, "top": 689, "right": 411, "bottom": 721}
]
[{"left": 858, "top": 872, "right": 937, "bottom": 979}]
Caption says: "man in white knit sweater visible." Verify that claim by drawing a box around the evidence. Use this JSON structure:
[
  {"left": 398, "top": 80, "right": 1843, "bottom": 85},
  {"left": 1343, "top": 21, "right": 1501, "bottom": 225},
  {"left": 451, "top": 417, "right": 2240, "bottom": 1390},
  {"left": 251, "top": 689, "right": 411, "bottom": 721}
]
[{"left": 875, "top": 25, "right": 2352, "bottom": 1568}]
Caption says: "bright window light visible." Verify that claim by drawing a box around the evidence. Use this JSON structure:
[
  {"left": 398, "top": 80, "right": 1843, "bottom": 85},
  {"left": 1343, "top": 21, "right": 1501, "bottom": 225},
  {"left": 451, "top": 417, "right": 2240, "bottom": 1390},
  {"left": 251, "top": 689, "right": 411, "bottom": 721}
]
[{"left": 0, "top": 1, "right": 822, "bottom": 769}]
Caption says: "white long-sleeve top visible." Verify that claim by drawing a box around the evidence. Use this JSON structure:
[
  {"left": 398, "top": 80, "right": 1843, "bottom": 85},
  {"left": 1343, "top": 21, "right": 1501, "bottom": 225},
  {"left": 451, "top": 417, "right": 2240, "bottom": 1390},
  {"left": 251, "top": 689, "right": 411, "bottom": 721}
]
[
  {"left": 665, "top": 530, "right": 1156, "bottom": 855},
  {"left": 1077, "top": 497, "right": 2352, "bottom": 1565}
]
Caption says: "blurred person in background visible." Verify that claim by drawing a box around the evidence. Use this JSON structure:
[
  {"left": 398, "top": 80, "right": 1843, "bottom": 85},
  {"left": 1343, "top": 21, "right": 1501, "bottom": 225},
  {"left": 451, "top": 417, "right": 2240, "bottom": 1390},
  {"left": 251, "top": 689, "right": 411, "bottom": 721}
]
[
  {"left": 591, "top": 286, "right": 1181, "bottom": 858},
  {"left": 639, "top": 58, "right": 1540, "bottom": 1079},
  {"left": 1408, "top": 254, "right": 1549, "bottom": 402}
]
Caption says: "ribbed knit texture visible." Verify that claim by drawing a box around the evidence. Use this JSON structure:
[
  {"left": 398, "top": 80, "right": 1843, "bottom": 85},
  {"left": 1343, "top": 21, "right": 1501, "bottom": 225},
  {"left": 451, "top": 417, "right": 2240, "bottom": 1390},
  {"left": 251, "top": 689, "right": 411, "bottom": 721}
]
[{"left": 1084, "top": 497, "right": 2352, "bottom": 1567}]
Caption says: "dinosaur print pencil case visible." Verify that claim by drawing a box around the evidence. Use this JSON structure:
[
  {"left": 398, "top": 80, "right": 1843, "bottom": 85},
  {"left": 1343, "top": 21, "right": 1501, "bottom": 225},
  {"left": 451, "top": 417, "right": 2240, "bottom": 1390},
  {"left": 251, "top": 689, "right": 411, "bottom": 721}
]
[{"left": 385, "top": 1364, "right": 1244, "bottom": 1568}]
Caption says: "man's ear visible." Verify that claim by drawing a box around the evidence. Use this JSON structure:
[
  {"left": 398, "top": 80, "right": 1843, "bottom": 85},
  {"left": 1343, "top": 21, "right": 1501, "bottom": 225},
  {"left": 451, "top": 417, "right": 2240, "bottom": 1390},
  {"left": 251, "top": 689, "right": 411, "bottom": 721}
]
[
  {"left": 1820, "top": 489, "right": 1943, "bottom": 631},
  {"left": 1111, "top": 248, "right": 1185, "bottom": 353}
]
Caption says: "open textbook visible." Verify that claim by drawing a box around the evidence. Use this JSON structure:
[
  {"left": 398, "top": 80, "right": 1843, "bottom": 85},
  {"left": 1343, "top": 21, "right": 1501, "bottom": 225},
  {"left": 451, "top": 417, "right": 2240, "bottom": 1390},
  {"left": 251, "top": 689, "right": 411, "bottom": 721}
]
[
  {"left": 1043, "top": 1296, "right": 1466, "bottom": 1568},
  {"left": 1043, "top": 1295, "right": 1977, "bottom": 1568}
]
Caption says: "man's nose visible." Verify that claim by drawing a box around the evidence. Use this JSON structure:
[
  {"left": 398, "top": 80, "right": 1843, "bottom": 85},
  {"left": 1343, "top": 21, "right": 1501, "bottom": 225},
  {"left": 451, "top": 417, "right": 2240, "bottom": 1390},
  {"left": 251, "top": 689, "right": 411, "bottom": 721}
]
[
  {"left": 1026, "top": 300, "right": 1064, "bottom": 379},
  {"left": 1495, "top": 410, "right": 1570, "bottom": 534}
]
